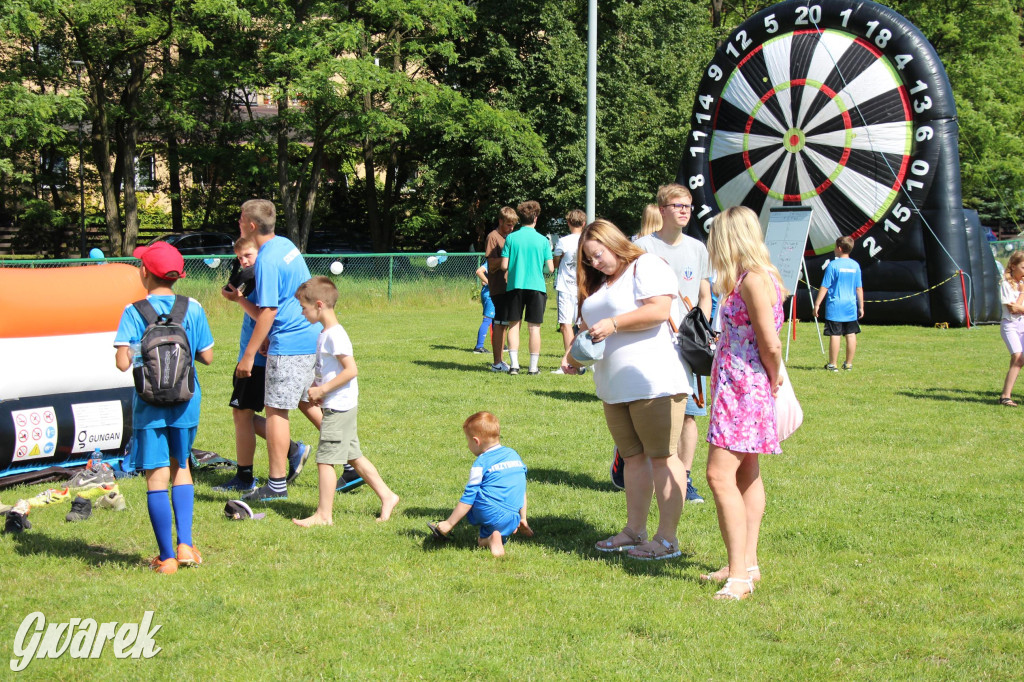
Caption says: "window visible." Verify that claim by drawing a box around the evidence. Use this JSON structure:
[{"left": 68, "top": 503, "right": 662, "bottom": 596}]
[
  {"left": 39, "top": 152, "right": 68, "bottom": 190},
  {"left": 136, "top": 155, "right": 156, "bottom": 190}
]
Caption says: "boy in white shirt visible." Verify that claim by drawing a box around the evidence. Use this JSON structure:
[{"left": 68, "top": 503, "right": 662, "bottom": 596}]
[
  {"left": 552, "top": 209, "right": 586, "bottom": 371},
  {"left": 292, "top": 277, "right": 399, "bottom": 527}
]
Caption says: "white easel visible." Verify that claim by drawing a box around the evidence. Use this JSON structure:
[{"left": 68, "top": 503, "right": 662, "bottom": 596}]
[{"left": 764, "top": 207, "right": 824, "bottom": 362}]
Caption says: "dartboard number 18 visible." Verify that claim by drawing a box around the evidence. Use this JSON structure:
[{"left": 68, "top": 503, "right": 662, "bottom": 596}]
[{"left": 683, "top": 0, "right": 954, "bottom": 261}]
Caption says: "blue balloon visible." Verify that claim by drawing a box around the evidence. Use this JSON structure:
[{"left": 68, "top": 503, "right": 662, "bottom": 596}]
[{"left": 89, "top": 248, "right": 105, "bottom": 260}]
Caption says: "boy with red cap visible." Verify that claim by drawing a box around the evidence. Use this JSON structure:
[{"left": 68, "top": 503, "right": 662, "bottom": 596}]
[{"left": 114, "top": 241, "right": 214, "bottom": 574}]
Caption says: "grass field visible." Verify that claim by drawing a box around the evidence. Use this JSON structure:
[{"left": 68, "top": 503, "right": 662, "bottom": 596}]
[{"left": 1, "top": 288, "right": 1023, "bottom": 680}]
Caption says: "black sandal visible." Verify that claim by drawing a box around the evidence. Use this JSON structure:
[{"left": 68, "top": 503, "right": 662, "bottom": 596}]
[{"left": 999, "top": 397, "right": 1018, "bottom": 407}]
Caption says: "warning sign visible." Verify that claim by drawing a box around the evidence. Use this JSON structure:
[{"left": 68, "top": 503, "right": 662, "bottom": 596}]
[
  {"left": 71, "top": 401, "right": 124, "bottom": 454},
  {"left": 10, "top": 406, "right": 58, "bottom": 462}
]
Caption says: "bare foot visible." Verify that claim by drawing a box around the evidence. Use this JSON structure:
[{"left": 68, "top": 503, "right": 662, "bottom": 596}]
[
  {"left": 486, "top": 531, "right": 505, "bottom": 557},
  {"left": 515, "top": 519, "right": 534, "bottom": 537},
  {"left": 293, "top": 514, "right": 333, "bottom": 527},
  {"left": 377, "top": 493, "right": 400, "bottom": 522}
]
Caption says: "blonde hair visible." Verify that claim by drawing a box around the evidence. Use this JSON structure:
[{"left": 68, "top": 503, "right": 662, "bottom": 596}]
[
  {"left": 576, "top": 219, "right": 645, "bottom": 316},
  {"left": 707, "top": 206, "right": 788, "bottom": 300},
  {"left": 463, "top": 411, "right": 500, "bottom": 442},
  {"left": 498, "top": 206, "right": 519, "bottom": 225},
  {"left": 295, "top": 276, "right": 339, "bottom": 308},
  {"left": 1005, "top": 251, "right": 1024, "bottom": 283},
  {"left": 240, "top": 199, "right": 276, "bottom": 235},
  {"left": 656, "top": 183, "right": 692, "bottom": 207},
  {"left": 638, "top": 204, "right": 662, "bottom": 238},
  {"left": 233, "top": 235, "right": 257, "bottom": 254}
]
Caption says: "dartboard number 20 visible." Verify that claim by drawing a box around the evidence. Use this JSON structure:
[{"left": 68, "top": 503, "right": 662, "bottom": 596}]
[{"left": 683, "top": 0, "right": 952, "bottom": 261}]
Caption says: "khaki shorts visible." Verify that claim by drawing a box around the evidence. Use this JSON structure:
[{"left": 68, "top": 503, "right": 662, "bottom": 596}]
[
  {"left": 317, "top": 408, "right": 364, "bottom": 465},
  {"left": 602, "top": 394, "right": 686, "bottom": 458}
]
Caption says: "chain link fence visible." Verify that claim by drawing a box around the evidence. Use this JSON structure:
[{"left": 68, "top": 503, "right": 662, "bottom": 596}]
[{"left": 0, "top": 252, "right": 490, "bottom": 309}]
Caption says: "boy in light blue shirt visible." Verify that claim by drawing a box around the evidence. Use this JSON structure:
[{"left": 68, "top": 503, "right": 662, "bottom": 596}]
[
  {"left": 813, "top": 236, "right": 864, "bottom": 371},
  {"left": 430, "top": 412, "right": 531, "bottom": 557},
  {"left": 114, "top": 241, "right": 213, "bottom": 574}
]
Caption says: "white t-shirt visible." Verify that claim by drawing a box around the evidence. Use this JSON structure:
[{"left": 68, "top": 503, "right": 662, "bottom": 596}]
[
  {"left": 1000, "top": 279, "right": 1022, "bottom": 322},
  {"left": 580, "top": 253, "right": 692, "bottom": 404},
  {"left": 553, "top": 232, "right": 581, "bottom": 293},
  {"left": 635, "top": 232, "right": 711, "bottom": 320},
  {"left": 315, "top": 324, "right": 358, "bottom": 411}
]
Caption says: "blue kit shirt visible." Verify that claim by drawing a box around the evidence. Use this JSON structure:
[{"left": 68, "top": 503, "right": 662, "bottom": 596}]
[{"left": 253, "top": 236, "right": 320, "bottom": 355}]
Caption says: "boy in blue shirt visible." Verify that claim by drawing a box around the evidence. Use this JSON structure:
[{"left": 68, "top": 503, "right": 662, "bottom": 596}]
[
  {"left": 813, "top": 236, "right": 864, "bottom": 371},
  {"left": 430, "top": 412, "right": 531, "bottom": 557},
  {"left": 472, "top": 262, "right": 494, "bottom": 353},
  {"left": 114, "top": 241, "right": 214, "bottom": 574}
]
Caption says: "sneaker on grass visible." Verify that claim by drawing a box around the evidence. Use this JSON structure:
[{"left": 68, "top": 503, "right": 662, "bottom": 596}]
[
  {"left": 95, "top": 491, "right": 127, "bottom": 512},
  {"left": 212, "top": 475, "right": 259, "bottom": 494},
  {"left": 242, "top": 484, "right": 287, "bottom": 503},
  {"left": 489, "top": 362, "right": 510, "bottom": 373},
  {"left": 685, "top": 479, "right": 705, "bottom": 504},
  {"left": 336, "top": 466, "right": 365, "bottom": 493},
  {"left": 65, "top": 496, "right": 92, "bottom": 522}
]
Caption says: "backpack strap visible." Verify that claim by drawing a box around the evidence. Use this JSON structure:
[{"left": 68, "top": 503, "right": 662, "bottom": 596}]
[
  {"left": 132, "top": 298, "right": 159, "bottom": 325},
  {"left": 169, "top": 295, "right": 190, "bottom": 323}
]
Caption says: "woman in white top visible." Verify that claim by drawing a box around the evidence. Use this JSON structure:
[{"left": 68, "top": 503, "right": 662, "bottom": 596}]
[
  {"left": 998, "top": 251, "right": 1024, "bottom": 406},
  {"left": 561, "top": 219, "right": 692, "bottom": 560}
]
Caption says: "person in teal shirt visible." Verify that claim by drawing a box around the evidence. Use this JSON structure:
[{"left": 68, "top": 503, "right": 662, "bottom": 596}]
[{"left": 501, "top": 200, "right": 553, "bottom": 375}]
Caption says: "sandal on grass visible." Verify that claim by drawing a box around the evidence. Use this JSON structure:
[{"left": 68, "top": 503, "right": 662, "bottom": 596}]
[
  {"left": 427, "top": 522, "right": 450, "bottom": 540},
  {"left": 595, "top": 527, "right": 646, "bottom": 553},
  {"left": 700, "top": 565, "right": 760, "bottom": 583},
  {"left": 999, "top": 397, "right": 1018, "bottom": 407},
  {"left": 714, "top": 577, "right": 754, "bottom": 601},
  {"left": 626, "top": 534, "right": 681, "bottom": 561}
]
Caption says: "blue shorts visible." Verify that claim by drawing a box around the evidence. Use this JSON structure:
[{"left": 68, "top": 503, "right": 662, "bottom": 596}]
[
  {"left": 134, "top": 426, "right": 197, "bottom": 470},
  {"left": 467, "top": 506, "right": 519, "bottom": 542},
  {"left": 685, "top": 374, "right": 707, "bottom": 417},
  {"left": 481, "top": 288, "right": 495, "bottom": 319}
]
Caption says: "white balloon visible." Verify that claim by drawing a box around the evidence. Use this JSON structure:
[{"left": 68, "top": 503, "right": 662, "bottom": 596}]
[
  {"left": 436, "top": 249, "right": 448, "bottom": 264},
  {"left": 426, "top": 256, "right": 439, "bottom": 268},
  {"left": 330, "top": 261, "right": 344, "bottom": 275},
  {"left": 1006, "top": 243, "right": 1015, "bottom": 253},
  {"left": 205, "top": 258, "right": 221, "bottom": 268}
]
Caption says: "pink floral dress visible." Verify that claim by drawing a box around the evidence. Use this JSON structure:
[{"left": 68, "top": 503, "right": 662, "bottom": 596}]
[{"left": 707, "top": 271, "right": 784, "bottom": 454}]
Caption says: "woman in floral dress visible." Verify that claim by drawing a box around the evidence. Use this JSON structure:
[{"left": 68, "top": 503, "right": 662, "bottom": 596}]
[{"left": 702, "top": 206, "right": 787, "bottom": 600}]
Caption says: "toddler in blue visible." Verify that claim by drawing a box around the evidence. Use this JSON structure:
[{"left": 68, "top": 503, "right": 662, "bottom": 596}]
[{"left": 430, "top": 412, "right": 532, "bottom": 557}]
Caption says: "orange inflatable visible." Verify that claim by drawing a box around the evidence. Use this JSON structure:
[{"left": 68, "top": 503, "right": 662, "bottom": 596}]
[{"left": 0, "top": 264, "right": 147, "bottom": 338}]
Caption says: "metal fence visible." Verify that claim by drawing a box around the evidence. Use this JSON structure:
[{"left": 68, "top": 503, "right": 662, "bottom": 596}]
[{"left": 0, "top": 252, "right": 490, "bottom": 305}]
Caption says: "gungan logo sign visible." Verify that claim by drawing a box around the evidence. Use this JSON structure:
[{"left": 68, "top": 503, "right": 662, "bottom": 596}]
[{"left": 11, "top": 611, "right": 161, "bottom": 672}]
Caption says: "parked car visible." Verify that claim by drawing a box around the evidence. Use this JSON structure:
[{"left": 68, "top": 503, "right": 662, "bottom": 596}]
[{"left": 148, "top": 232, "right": 235, "bottom": 256}]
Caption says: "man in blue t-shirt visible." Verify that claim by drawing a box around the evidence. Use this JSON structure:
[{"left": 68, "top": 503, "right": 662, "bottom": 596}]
[
  {"left": 115, "top": 241, "right": 214, "bottom": 573},
  {"left": 430, "top": 412, "right": 531, "bottom": 557},
  {"left": 232, "top": 199, "right": 321, "bottom": 502},
  {"left": 813, "top": 236, "right": 864, "bottom": 371}
]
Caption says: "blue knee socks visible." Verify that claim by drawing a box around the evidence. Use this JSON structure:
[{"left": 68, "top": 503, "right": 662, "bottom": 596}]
[
  {"left": 146, "top": 490, "right": 175, "bottom": 561},
  {"left": 476, "top": 317, "right": 491, "bottom": 349},
  {"left": 171, "top": 484, "right": 194, "bottom": 548}
]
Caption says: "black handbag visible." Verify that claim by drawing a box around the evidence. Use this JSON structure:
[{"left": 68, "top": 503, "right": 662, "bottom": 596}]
[{"left": 670, "top": 296, "right": 718, "bottom": 377}]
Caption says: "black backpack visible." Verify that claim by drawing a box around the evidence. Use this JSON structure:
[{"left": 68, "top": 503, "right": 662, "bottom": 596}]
[{"left": 132, "top": 296, "right": 195, "bottom": 406}]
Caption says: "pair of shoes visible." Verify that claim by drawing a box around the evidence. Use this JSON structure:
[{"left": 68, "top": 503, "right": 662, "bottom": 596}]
[
  {"left": 28, "top": 487, "right": 70, "bottom": 508},
  {"left": 685, "top": 479, "right": 705, "bottom": 504},
  {"left": 176, "top": 543, "right": 203, "bottom": 567},
  {"left": 4, "top": 501, "right": 31, "bottom": 533},
  {"left": 700, "top": 565, "right": 761, "bottom": 583},
  {"left": 823, "top": 363, "right": 839, "bottom": 372},
  {"left": 242, "top": 484, "right": 287, "bottom": 502},
  {"left": 472, "top": 347, "right": 487, "bottom": 354},
  {"left": 595, "top": 527, "right": 646, "bottom": 553},
  {"left": 527, "top": 369, "right": 540, "bottom": 375},
  {"left": 714, "top": 576, "right": 755, "bottom": 600},
  {"left": 609, "top": 447, "right": 625, "bottom": 490},
  {"left": 999, "top": 397, "right": 1018, "bottom": 407},
  {"left": 336, "top": 467, "right": 365, "bottom": 493},
  {"left": 213, "top": 475, "right": 259, "bottom": 494},
  {"left": 508, "top": 367, "right": 520, "bottom": 375},
  {"left": 550, "top": 368, "right": 564, "bottom": 374},
  {"left": 65, "top": 496, "right": 93, "bottom": 522},
  {"left": 150, "top": 556, "right": 179, "bottom": 574},
  {"left": 427, "top": 522, "right": 450, "bottom": 540},
  {"left": 842, "top": 362, "right": 853, "bottom": 370},
  {"left": 67, "top": 459, "right": 116, "bottom": 491},
  {"left": 489, "top": 362, "right": 510, "bottom": 373},
  {"left": 95, "top": 491, "right": 127, "bottom": 511},
  {"left": 287, "top": 442, "right": 311, "bottom": 484},
  {"left": 627, "top": 534, "right": 682, "bottom": 561}
]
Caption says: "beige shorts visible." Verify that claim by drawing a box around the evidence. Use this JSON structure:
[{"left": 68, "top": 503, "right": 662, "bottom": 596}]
[
  {"left": 602, "top": 394, "right": 686, "bottom": 458},
  {"left": 317, "top": 408, "right": 364, "bottom": 465}
]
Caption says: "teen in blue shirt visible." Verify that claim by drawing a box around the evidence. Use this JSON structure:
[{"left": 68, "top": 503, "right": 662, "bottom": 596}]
[{"left": 813, "top": 236, "right": 864, "bottom": 371}]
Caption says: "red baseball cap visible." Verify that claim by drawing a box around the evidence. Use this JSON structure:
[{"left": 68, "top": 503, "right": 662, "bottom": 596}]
[{"left": 132, "top": 241, "right": 186, "bottom": 280}]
